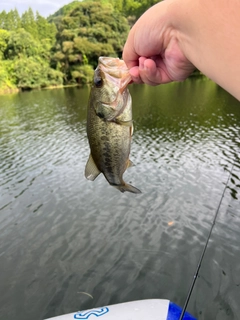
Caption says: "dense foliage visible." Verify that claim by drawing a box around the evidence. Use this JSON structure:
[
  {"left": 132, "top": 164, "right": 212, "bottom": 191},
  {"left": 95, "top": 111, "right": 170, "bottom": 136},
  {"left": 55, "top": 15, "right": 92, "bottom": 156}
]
[
  {"left": 0, "top": 0, "right": 161, "bottom": 92},
  {"left": 0, "top": 8, "right": 61, "bottom": 91},
  {"left": 50, "top": 1, "right": 131, "bottom": 84}
]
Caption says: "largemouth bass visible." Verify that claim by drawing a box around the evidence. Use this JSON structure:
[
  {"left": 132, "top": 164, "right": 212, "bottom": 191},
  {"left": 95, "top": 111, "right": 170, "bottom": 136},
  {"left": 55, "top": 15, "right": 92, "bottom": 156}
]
[{"left": 85, "top": 57, "right": 141, "bottom": 194}]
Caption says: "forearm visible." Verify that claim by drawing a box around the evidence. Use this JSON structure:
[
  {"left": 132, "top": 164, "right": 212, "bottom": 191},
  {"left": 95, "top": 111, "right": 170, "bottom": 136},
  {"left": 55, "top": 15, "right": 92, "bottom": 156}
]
[{"left": 173, "top": 0, "right": 240, "bottom": 100}]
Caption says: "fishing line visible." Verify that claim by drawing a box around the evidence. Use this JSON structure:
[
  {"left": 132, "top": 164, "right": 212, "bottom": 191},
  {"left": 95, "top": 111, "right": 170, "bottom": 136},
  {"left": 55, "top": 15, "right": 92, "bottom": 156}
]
[{"left": 179, "top": 162, "right": 235, "bottom": 320}]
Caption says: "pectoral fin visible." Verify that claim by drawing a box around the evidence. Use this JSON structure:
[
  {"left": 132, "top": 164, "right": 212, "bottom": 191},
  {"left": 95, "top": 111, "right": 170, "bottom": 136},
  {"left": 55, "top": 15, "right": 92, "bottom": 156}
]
[
  {"left": 115, "top": 119, "right": 133, "bottom": 127},
  {"left": 127, "top": 159, "right": 135, "bottom": 168},
  {"left": 130, "top": 123, "right": 134, "bottom": 136},
  {"left": 85, "top": 154, "right": 101, "bottom": 181}
]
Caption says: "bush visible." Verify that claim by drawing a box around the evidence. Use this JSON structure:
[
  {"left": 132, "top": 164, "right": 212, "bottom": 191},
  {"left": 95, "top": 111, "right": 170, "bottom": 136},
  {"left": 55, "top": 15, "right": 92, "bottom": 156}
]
[
  {"left": 0, "top": 60, "right": 15, "bottom": 89},
  {"left": 13, "top": 57, "right": 63, "bottom": 89},
  {"left": 71, "top": 64, "right": 94, "bottom": 85}
]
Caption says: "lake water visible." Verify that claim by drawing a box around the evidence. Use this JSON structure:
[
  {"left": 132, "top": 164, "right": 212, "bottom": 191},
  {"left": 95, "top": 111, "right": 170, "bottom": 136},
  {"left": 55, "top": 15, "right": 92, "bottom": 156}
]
[{"left": 0, "top": 78, "right": 240, "bottom": 320}]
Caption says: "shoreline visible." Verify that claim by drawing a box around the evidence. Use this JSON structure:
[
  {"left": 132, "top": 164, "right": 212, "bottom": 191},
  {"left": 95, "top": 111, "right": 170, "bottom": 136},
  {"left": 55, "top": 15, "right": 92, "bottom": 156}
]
[
  {"left": 0, "top": 84, "right": 84, "bottom": 96},
  {"left": 0, "top": 88, "right": 20, "bottom": 95},
  {"left": 0, "top": 73, "right": 205, "bottom": 96}
]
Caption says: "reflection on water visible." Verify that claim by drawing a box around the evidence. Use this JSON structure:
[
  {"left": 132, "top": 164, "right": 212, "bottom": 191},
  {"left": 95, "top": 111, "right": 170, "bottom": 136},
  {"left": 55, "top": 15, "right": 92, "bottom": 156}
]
[{"left": 0, "top": 79, "right": 239, "bottom": 320}]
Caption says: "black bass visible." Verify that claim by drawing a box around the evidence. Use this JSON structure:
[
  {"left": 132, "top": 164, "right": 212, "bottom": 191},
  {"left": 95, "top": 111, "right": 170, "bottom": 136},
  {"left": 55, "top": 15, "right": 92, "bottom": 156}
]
[{"left": 85, "top": 57, "right": 141, "bottom": 194}]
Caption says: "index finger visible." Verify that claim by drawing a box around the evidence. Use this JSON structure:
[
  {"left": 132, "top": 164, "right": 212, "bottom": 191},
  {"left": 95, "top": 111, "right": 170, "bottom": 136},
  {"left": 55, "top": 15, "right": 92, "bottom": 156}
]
[{"left": 122, "top": 29, "right": 140, "bottom": 69}]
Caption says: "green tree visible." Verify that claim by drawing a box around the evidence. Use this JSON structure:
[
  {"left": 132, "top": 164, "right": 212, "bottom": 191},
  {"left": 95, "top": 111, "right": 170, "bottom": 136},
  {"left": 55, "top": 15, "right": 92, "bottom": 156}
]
[
  {"left": 1, "top": 9, "right": 21, "bottom": 30},
  {"left": 0, "top": 26, "right": 63, "bottom": 90},
  {"left": 0, "top": 0, "right": 164, "bottom": 92},
  {"left": 91, "top": 0, "right": 162, "bottom": 21},
  {"left": 0, "top": 11, "right": 7, "bottom": 29},
  {"left": 71, "top": 64, "right": 94, "bottom": 84},
  {"left": 21, "top": 8, "right": 38, "bottom": 38},
  {"left": 11, "top": 9, "right": 21, "bottom": 29},
  {"left": 13, "top": 56, "right": 63, "bottom": 89},
  {"left": 36, "top": 11, "right": 57, "bottom": 44},
  {"left": 0, "top": 29, "right": 10, "bottom": 59},
  {"left": 0, "top": 60, "right": 15, "bottom": 89},
  {"left": 51, "top": 1, "right": 129, "bottom": 84},
  {"left": 48, "top": 1, "right": 82, "bottom": 22},
  {"left": 5, "top": 29, "right": 42, "bottom": 59},
  {"left": 2, "top": 10, "right": 14, "bottom": 30}
]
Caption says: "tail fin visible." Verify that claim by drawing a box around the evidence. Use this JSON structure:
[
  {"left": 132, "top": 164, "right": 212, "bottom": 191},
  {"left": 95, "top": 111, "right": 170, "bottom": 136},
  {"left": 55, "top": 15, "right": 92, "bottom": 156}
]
[{"left": 112, "top": 183, "right": 141, "bottom": 194}]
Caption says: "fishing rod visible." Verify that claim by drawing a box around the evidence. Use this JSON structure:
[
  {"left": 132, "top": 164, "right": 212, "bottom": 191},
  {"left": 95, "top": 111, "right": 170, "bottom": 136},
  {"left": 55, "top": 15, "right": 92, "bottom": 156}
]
[{"left": 179, "top": 162, "right": 235, "bottom": 320}]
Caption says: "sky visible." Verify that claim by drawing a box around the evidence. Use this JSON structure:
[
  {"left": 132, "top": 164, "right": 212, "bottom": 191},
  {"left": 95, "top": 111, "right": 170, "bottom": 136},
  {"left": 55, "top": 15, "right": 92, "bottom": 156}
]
[{"left": 0, "top": 0, "right": 75, "bottom": 17}]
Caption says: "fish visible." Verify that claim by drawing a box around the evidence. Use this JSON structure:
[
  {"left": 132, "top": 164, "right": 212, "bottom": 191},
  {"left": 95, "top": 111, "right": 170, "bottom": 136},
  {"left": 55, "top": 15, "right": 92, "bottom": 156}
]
[{"left": 85, "top": 56, "right": 141, "bottom": 194}]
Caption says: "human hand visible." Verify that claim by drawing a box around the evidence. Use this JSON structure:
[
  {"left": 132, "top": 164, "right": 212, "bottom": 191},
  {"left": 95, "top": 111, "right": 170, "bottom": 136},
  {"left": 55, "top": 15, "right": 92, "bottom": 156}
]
[{"left": 123, "top": 1, "right": 195, "bottom": 85}]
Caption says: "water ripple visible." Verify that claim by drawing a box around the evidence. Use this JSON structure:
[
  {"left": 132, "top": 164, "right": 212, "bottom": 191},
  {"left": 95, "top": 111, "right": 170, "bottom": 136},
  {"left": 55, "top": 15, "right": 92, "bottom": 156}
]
[{"left": 0, "top": 82, "right": 240, "bottom": 319}]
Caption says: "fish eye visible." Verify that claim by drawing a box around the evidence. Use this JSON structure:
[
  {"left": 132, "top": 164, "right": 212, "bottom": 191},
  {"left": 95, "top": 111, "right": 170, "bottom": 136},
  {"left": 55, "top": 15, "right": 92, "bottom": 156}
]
[{"left": 94, "top": 76, "right": 103, "bottom": 88}]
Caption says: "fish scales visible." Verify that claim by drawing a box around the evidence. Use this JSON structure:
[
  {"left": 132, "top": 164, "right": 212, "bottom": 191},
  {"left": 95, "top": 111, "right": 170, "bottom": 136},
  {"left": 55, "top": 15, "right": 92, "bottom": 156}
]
[
  {"left": 85, "top": 57, "right": 141, "bottom": 194},
  {"left": 87, "top": 97, "right": 131, "bottom": 185}
]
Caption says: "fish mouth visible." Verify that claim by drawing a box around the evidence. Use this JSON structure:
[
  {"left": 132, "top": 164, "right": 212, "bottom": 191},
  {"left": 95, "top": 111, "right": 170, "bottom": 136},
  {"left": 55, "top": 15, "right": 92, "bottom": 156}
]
[{"left": 99, "top": 57, "right": 132, "bottom": 94}]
